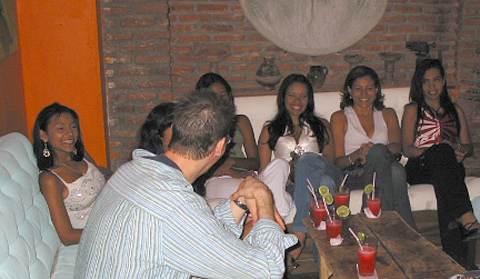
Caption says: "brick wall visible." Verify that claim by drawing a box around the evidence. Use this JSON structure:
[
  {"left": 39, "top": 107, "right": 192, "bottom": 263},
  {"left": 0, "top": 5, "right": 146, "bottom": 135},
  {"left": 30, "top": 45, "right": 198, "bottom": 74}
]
[
  {"left": 100, "top": 0, "right": 480, "bottom": 174},
  {"left": 456, "top": 0, "right": 480, "bottom": 174}
]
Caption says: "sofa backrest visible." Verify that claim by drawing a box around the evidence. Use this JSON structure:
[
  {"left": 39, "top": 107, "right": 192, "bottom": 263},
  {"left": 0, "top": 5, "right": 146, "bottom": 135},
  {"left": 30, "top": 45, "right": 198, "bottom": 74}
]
[
  {"left": 0, "top": 132, "right": 60, "bottom": 279},
  {"left": 234, "top": 87, "right": 410, "bottom": 140}
]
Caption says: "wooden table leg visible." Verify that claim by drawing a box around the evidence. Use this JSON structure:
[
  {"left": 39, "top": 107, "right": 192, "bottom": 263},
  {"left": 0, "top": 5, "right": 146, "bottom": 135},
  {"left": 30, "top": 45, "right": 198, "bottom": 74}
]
[{"left": 320, "top": 255, "right": 332, "bottom": 279}]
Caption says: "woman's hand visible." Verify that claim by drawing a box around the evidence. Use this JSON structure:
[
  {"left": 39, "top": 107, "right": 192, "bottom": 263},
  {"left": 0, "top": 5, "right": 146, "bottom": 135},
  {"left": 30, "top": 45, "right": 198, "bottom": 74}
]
[
  {"left": 442, "top": 139, "right": 469, "bottom": 163},
  {"left": 358, "top": 142, "right": 374, "bottom": 164}
]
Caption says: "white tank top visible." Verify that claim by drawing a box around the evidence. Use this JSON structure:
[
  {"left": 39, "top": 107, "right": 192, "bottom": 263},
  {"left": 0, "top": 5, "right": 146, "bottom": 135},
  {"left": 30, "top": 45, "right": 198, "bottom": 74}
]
[
  {"left": 50, "top": 160, "right": 105, "bottom": 229},
  {"left": 344, "top": 106, "right": 389, "bottom": 155},
  {"left": 273, "top": 124, "right": 320, "bottom": 160}
]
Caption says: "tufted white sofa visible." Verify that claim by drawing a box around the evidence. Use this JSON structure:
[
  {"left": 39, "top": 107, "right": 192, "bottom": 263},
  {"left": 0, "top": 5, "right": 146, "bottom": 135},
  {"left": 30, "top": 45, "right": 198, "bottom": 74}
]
[
  {"left": 234, "top": 87, "right": 480, "bottom": 217},
  {"left": 0, "top": 132, "right": 77, "bottom": 279}
]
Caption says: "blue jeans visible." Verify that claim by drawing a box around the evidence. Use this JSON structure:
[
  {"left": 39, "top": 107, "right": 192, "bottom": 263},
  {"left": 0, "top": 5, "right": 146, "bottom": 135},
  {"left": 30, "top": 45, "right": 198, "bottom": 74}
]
[
  {"left": 346, "top": 144, "right": 416, "bottom": 229},
  {"left": 292, "top": 152, "right": 342, "bottom": 234}
]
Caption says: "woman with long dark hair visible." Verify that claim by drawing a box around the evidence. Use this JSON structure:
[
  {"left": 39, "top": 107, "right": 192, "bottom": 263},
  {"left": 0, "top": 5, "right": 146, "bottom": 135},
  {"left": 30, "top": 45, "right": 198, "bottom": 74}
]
[
  {"left": 331, "top": 65, "right": 415, "bottom": 227},
  {"left": 401, "top": 59, "right": 478, "bottom": 268},
  {"left": 139, "top": 102, "right": 175, "bottom": 154},
  {"left": 259, "top": 74, "right": 341, "bottom": 268},
  {"left": 33, "top": 103, "right": 107, "bottom": 245}
]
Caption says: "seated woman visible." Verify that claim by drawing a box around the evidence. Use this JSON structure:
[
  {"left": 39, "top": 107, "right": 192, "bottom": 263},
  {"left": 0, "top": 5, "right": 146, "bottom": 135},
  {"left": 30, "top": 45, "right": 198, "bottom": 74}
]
[
  {"left": 330, "top": 66, "right": 416, "bottom": 228},
  {"left": 33, "top": 103, "right": 107, "bottom": 246},
  {"left": 196, "top": 73, "right": 260, "bottom": 200},
  {"left": 139, "top": 102, "right": 175, "bottom": 154},
  {"left": 401, "top": 59, "right": 479, "bottom": 268},
  {"left": 258, "top": 74, "right": 341, "bottom": 266}
]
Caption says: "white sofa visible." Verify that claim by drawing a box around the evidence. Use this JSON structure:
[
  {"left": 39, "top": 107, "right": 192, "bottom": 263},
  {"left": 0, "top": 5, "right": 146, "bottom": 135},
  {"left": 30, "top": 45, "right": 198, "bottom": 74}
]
[
  {"left": 234, "top": 87, "right": 480, "bottom": 216},
  {"left": 0, "top": 132, "right": 78, "bottom": 279}
]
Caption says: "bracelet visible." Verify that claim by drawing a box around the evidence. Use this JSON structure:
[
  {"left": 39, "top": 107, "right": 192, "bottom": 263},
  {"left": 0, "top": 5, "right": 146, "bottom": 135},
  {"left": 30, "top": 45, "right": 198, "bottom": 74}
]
[{"left": 233, "top": 199, "right": 249, "bottom": 212}]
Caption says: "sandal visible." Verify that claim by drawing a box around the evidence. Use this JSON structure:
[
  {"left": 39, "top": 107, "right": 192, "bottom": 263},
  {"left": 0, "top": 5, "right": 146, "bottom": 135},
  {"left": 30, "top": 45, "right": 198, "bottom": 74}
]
[
  {"left": 460, "top": 221, "right": 480, "bottom": 242},
  {"left": 283, "top": 255, "right": 299, "bottom": 279}
]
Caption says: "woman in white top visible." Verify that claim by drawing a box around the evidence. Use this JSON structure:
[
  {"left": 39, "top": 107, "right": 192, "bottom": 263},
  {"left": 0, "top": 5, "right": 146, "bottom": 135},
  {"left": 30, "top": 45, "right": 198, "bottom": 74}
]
[
  {"left": 33, "top": 103, "right": 108, "bottom": 245},
  {"left": 259, "top": 74, "right": 341, "bottom": 267},
  {"left": 330, "top": 66, "right": 416, "bottom": 228}
]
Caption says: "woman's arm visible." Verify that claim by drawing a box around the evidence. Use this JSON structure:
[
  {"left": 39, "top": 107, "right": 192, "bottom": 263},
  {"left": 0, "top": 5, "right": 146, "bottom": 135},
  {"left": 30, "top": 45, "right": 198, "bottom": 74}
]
[
  {"left": 331, "top": 111, "right": 354, "bottom": 169},
  {"left": 455, "top": 104, "right": 473, "bottom": 159},
  {"left": 320, "top": 118, "right": 335, "bottom": 163},
  {"left": 401, "top": 103, "right": 426, "bottom": 158},
  {"left": 39, "top": 172, "right": 82, "bottom": 246},
  {"left": 383, "top": 108, "right": 402, "bottom": 155},
  {"left": 258, "top": 124, "right": 273, "bottom": 172}
]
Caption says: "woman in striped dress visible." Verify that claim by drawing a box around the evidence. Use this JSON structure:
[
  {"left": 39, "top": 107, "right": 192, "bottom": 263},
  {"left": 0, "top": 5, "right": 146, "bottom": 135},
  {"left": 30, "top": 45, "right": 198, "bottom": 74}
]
[{"left": 401, "top": 59, "right": 479, "bottom": 268}]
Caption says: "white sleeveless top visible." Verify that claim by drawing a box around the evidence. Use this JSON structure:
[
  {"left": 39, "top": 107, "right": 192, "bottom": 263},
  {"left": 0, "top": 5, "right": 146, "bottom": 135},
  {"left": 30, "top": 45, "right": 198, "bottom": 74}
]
[
  {"left": 50, "top": 160, "right": 105, "bottom": 229},
  {"left": 273, "top": 124, "right": 320, "bottom": 160},
  {"left": 344, "top": 106, "right": 388, "bottom": 155}
]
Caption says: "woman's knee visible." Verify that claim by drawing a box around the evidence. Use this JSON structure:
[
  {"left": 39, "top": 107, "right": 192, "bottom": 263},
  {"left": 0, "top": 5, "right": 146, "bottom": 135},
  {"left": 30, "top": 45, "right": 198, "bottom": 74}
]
[
  {"left": 366, "top": 144, "right": 391, "bottom": 163},
  {"left": 296, "top": 152, "right": 327, "bottom": 171}
]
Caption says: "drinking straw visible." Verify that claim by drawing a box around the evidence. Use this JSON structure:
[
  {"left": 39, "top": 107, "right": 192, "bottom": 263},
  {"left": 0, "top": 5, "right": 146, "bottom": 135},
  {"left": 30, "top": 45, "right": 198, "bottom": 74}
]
[
  {"left": 339, "top": 174, "right": 349, "bottom": 193},
  {"left": 349, "top": 228, "right": 364, "bottom": 250},
  {"left": 372, "top": 172, "right": 377, "bottom": 199},
  {"left": 323, "top": 196, "right": 333, "bottom": 223},
  {"left": 306, "top": 178, "right": 320, "bottom": 208}
]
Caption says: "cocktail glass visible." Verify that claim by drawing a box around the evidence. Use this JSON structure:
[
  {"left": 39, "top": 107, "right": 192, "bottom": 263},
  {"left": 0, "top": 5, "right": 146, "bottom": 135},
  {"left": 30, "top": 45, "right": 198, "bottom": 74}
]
[
  {"left": 326, "top": 217, "right": 343, "bottom": 246},
  {"left": 367, "top": 197, "right": 381, "bottom": 217},
  {"left": 366, "top": 190, "right": 382, "bottom": 218},
  {"left": 335, "top": 188, "right": 350, "bottom": 208},
  {"left": 310, "top": 193, "right": 327, "bottom": 230},
  {"left": 358, "top": 238, "right": 378, "bottom": 276}
]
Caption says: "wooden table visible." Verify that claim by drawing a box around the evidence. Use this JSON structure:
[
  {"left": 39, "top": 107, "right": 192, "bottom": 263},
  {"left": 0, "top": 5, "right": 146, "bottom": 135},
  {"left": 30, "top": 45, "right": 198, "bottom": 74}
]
[{"left": 304, "top": 212, "right": 466, "bottom": 279}]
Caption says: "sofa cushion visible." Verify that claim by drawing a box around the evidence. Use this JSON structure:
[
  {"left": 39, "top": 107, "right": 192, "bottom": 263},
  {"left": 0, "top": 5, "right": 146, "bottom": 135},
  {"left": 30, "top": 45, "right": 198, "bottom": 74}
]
[
  {"left": 0, "top": 132, "right": 72, "bottom": 279},
  {"left": 50, "top": 244, "right": 79, "bottom": 279}
]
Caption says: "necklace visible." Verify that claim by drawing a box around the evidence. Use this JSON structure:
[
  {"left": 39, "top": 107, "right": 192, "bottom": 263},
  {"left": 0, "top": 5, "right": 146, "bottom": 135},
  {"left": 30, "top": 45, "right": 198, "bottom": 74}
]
[{"left": 57, "top": 163, "right": 86, "bottom": 176}]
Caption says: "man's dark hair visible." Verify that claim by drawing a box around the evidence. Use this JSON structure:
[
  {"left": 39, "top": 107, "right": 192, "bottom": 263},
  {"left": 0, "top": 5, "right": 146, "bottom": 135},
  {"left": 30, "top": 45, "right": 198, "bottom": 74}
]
[{"left": 169, "top": 90, "right": 236, "bottom": 160}]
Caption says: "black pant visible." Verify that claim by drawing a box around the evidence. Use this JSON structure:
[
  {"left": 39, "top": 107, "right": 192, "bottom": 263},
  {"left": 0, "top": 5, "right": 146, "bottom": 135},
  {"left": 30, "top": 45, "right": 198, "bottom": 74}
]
[{"left": 405, "top": 144, "right": 472, "bottom": 267}]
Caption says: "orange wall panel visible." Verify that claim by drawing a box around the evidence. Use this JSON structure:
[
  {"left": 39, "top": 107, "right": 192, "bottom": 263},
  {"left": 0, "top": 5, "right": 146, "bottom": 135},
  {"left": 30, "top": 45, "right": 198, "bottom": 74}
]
[
  {"left": 0, "top": 52, "right": 27, "bottom": 136},
  {"left": 16, "top": 0, "right": 108, "bottom": 166}
]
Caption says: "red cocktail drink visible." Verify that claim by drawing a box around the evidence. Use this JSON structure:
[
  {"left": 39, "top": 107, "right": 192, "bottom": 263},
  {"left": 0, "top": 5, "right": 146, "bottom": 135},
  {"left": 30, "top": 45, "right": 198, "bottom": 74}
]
[
  {"left": 335, "top": 190, "right": 350, "bottom": 208},
  {"left": 326, "top": 219, "right": 342, "bottom": 246},
  {"left": 358, "top": 245, "right": 377, "bottom": 276},
  {"left": 367, "top": 198, "right": 381, "bottom": 216},
  {"left": 312, "top": 205, "right": 326, "bottom": 228}
]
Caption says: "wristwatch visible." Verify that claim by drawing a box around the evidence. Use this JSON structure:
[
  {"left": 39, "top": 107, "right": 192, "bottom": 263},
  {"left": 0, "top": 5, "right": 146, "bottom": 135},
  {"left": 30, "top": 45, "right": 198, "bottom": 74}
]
[{"left": 233, "top": 199, "right": 249, "bottom": 212}]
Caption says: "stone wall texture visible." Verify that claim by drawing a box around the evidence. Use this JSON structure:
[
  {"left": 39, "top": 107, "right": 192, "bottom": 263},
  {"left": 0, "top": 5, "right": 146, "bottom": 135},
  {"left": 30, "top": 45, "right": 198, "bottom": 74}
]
[{"left": 99, "top": 0, "right": 480, "bottom": 174}]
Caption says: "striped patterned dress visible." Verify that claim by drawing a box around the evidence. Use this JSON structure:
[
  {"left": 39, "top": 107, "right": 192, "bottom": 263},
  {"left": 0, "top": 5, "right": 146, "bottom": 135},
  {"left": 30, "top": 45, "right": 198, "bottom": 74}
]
[{"left": 414, "top": 108, "right": 457, "bottom": 148}]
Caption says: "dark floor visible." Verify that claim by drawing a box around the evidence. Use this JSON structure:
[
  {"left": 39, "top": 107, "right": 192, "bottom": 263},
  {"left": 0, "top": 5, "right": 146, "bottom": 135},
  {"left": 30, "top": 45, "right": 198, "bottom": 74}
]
[{"left": 288, "top": 210, "right": 474, "bottom": 279}]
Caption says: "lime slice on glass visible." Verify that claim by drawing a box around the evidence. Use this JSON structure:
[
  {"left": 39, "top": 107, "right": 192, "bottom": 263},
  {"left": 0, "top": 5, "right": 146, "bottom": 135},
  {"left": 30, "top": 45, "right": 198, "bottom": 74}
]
[
  {"left": 336, "top": 205, "right": 351, "bottom": 218},
  {"left": 364, "top": 183, "right": 373, "bottom": 195},
  {"left": 324, "top": 193, "right": 334, "bottom": 205},
  {"left": 357, "top": 231, "right": 366, "bottom": 242},
  {"left": 319, "top": 185, "right": 330, "bottom": 196}
]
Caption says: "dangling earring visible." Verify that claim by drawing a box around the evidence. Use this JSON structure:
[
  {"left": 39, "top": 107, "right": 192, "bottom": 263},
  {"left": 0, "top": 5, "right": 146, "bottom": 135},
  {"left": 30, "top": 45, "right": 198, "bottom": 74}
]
[
  {"left": 72, "top": 148, "right": 77, "bottom": 155},
  {"left": 43, "top": 140, "right": 51, "bottom": 158}
]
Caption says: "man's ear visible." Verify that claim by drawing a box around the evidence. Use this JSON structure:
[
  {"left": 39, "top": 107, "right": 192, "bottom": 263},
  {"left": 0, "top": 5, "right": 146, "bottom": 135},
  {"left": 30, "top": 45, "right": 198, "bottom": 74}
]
[
  {"left": 40, "top": 130, "right": 48, "bottom": 142},
  {"left": 213, "top": 137, "right": 228, "bottom": 157}
]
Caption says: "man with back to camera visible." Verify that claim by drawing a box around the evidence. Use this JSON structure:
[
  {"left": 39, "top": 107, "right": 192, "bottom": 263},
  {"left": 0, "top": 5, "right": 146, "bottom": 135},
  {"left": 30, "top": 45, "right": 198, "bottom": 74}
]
[{"left": 74, "top": 90, "right": 297, "bottom": 279}]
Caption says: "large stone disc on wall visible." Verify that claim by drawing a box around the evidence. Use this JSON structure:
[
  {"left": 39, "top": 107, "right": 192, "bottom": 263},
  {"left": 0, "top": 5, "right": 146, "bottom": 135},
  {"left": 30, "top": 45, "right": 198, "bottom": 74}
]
[{"left": 239, "top": 0, "right": 388, "bottom": 56}]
